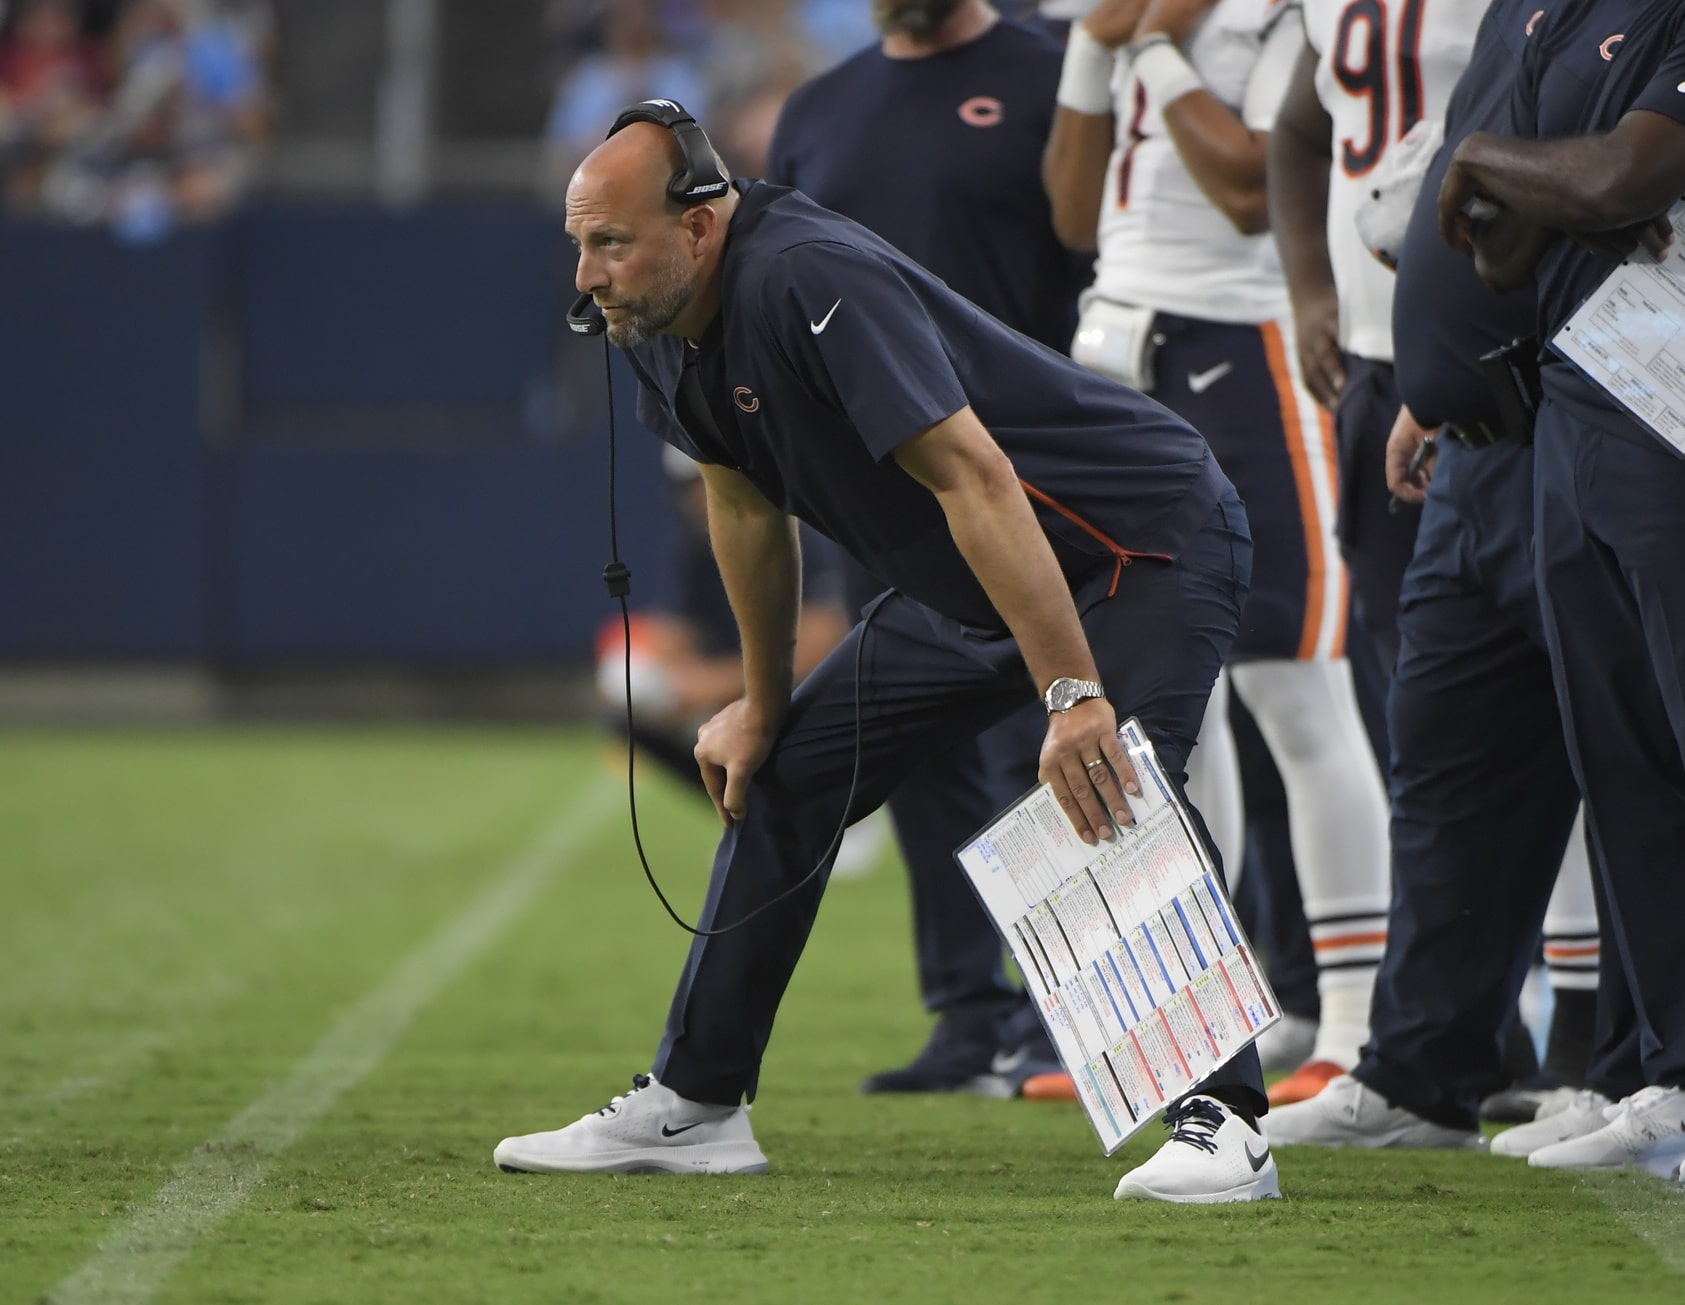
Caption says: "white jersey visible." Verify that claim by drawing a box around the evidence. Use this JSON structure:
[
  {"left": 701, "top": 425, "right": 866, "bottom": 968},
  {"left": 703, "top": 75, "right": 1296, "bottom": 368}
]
[
  {"left": 1304, "top": 0, "right": 1485, "bottom": 361},
  {"left": 1091, "top": 0, "right": 1303, "bottom": 324}
]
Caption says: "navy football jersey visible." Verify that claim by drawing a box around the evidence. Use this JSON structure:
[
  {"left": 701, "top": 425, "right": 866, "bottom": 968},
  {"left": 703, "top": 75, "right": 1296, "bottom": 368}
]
[
  {"left": 1392, "top": 0, "right": 1543, "bottom": 429},
  {"left": 626, "top": 182, "right": 1224, "bottom": 632},
  {"left": 765, "top": 20, "right": 1087, "bottom": 352},
  {"left": 1514, "top": 0, "right": 1685, "bottom": 443}
]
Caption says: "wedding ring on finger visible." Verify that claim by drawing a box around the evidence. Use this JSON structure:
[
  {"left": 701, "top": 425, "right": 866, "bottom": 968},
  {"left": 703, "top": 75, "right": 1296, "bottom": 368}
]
[{"left": 1085, "top": 759, "right": 1109, "bottom": 783}]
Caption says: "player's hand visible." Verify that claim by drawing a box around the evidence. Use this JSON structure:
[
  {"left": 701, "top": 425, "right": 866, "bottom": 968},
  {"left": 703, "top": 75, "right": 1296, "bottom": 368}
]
[
  {"left": 1385, "top": 406, "right": 1437, "bottom": 504},
  {"left": 694, "top": 697, "right": 781, "bottom": 826},
  {"left": 1082, "top": 0, "right": 1153, "bottom": 48},
  {"left": 1132, "top": 0, "right": 1220, "bottom": 44},
  {"left": 1437, "top": 140, "right": 1492, "bottom": 256},
  {"left": 1040, "top": 697, "right": 1141, "bottom": 845},
  {"left": 1294, "top": 288, "right": 1346, "bottom": 408}
]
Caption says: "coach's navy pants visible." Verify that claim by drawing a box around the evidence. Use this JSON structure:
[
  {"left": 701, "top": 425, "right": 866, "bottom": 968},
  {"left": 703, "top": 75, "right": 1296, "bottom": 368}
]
[
  {"left": 835, "top": 556, "right": 1043, "bottom": 1048},
  {"left": 1353, "top": 436, "right": 1639, "bottom": 1129},
  {"left": 653, "top": 490, "right": 1267, "bottom": 1114},
  {"left": 1534, "top": 397, "right": 1685, "bottom": 1089}
]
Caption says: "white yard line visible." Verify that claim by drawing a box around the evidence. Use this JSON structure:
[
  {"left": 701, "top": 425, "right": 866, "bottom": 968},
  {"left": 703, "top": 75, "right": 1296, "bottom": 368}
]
[
  {"left": 1581, "top": 1170, "right": 1685, "bottom": 1277},
  {"left": 47, "top": 778, "right": 618, "bottom": 1305}
]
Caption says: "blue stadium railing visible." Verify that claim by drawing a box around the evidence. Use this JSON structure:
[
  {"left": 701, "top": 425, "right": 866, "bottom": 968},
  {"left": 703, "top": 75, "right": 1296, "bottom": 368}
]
[{"left": 0, "top": 203, "right": 676, "bottom": 663}]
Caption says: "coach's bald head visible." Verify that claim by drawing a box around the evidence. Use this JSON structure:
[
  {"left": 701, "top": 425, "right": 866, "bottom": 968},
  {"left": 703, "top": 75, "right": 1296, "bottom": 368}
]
[{"left": 566, "top": 122, "right": 737, "bottom": 347}]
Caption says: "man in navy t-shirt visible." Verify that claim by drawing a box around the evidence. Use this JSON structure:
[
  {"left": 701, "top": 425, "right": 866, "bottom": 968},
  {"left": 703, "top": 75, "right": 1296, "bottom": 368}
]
[
  {"left": 1438, "top": 0, "right": 1685, "bottom": 1174},
  {"left": 1266, "top": 0, "right": 1640, "bottom": 1157},
  {"left": 493, "top": 108, "right": 1279, "bottom": 1204},
  {"left": 763, "top": 0, "right": 1090, "bottom": 1098}
]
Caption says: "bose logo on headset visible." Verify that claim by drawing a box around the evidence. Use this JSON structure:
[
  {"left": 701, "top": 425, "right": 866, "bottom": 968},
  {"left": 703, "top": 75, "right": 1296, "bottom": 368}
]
[
  {"left": 567, "top": 98, "right": 729, "bottom": 335},
  {"left": 609, "top": 99, "right": 731, "bottom": 203}
]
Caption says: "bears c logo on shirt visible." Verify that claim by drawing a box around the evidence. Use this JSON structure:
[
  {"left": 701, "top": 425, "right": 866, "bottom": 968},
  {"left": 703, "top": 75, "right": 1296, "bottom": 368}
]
[
  {"left": 1600, "top": 33, "right": 1624, "bottom": 59},
  {"left": 733, "top": 387, "right": 760, "bottom": 413},
  {"left": 957, "top": 96, "right": 1004, "bottom": 127}
]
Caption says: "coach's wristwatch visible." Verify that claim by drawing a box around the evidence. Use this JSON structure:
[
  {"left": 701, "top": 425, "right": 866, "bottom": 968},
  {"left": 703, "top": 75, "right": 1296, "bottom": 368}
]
[{"left": 1043, "top": 677, "right": 1107, "bottom": 713}]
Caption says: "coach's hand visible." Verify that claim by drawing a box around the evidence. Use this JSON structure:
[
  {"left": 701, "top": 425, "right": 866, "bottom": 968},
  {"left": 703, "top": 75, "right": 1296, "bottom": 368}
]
[
  {"left": 695, "top": 698, "right": 781, "bottom": 827},
  {"left": 1041, "top": 697, "right": 1140, "bottom": 845},
  {"left": 1385, "top": 406, "right": 1437, "bottom": 504}
]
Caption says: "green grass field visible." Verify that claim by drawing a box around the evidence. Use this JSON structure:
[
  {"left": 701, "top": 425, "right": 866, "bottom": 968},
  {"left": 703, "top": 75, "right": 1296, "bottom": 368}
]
[{"left": 2, "top": 728, "right": 1681, "bottom": 1305}]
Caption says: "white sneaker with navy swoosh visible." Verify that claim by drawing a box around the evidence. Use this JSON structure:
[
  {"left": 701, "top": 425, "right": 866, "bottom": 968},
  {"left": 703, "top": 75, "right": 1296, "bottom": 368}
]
[
  {"left": 494, "top": 1074, "right": 769, "bottom": 1175},
  {"left": 1114, "top": 1096, "right": 1281, "bottom": 1204}
]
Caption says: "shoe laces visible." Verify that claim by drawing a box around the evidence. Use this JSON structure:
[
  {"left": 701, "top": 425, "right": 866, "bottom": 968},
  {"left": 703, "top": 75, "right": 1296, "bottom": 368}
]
[
  {"left": 1163, "top": 1096, "right": 1227, "bottom": 1154},
  {"left": 1604, "top": 1084, "right": 1681, "bottom": 1126},
  {"left": 595, "top": 1072, "right": 653, "bottom": 1118}
]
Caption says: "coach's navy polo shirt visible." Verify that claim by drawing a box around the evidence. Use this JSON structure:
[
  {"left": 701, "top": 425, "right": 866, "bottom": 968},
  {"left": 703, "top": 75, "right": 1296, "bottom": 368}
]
[
  {"left": 625, "top": 181, "right": 1223, "bottom": 632},
  {"left": 1513, "top": 0, "right": 1685, "bottom": 448},
  {"left": 765, "top": 20, "right": 1089, "bottom": 353},
  {"left": 1392, "top": 0, "right": 1540, "bottom": 429}
]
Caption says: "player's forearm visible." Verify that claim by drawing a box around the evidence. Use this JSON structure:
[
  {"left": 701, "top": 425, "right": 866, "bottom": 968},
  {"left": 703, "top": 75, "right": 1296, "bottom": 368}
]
[
  {"left": 1162, "top": 94, "right": 1270, "bottom": 235},
  {"left": 1044, "top": 106, "right": 1115, "bottom": 252},
  {"left": 1268, "top": 47, "right": 1338, "bottom": 309},
  {"left": 1452, "top": 126, "right": 1683, "bottom": 234},
  {"left": 701, "top": 472, "right": 802, "bottom": 722}
]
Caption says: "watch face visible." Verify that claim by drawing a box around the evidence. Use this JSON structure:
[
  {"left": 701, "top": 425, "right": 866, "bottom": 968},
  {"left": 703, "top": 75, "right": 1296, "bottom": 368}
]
[{"left": 1046, "top": 679, "right": 1101, "bottom": 711}]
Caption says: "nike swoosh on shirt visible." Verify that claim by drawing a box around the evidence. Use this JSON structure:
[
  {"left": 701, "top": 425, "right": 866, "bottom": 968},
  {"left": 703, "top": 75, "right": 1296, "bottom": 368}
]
[
  {"left": 661, "top": 1121, "right": 705, "bottom": 1138},
  {"left": 1245, "top": 1144, "right": 1271, "bottom": 1172},
  {"left": 810, "top": 299, "right": 842, "bottom": 334},
  {"left": 1188, "top": 361, "right": 1234, "bottom": 394}
]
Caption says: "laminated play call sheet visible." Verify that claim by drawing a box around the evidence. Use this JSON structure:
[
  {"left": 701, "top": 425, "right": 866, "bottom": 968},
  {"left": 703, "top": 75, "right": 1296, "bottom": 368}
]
[
  {"left": 1554, "top": 200, "right": 1685, "bottom": 455},
  {"left": 955, "top": 718, "right": 1279, "bottom": 1153}
]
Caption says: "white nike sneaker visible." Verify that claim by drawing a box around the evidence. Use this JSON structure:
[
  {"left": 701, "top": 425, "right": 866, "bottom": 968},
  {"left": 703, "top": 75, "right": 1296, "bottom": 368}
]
[
  {"left": 1490, "top": 1088, "right": 1612, "bottom": 1159},
  {"left": 494, "top": 1074, "right": 770, "bottom": 1175},
  {"left": 1114, "top": 1096, "right": 1281, "bottom": 1204},
  {"left": 1527, "top": 1085, "right": 1685, "bottom": 1177},
  {"left": 1263, "top": 1073, "right": 1480, "bottom": 1149}
]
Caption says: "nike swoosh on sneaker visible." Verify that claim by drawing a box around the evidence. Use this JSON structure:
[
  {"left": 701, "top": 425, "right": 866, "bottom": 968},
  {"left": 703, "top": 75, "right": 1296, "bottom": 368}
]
[
  {"left": 990, "top": 1047, "right": 1028, "bottom": 1076},
  {"left": 1188, "top": 361, "right": 1234, "bottom": 394},
  {"left": 810, "top": 299, "right": 842, "bottom": 334},
  {"left": 661, "top": 1121, "right": 705, "bottom": 1138},
  {"left": 1245, "top": 1144, "right": 1271, "bottom": 1172}
]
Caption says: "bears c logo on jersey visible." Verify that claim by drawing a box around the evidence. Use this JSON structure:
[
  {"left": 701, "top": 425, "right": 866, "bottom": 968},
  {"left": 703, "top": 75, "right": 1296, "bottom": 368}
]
[
  {"left": 1600, "top": 33, "right": 1624, "bottom": 59},
  {"left": 732, "top": 387, "right": 760, "bottom": 413},
  {"left": 957, "top": 96, "right": 1004, "bottom": 127}
]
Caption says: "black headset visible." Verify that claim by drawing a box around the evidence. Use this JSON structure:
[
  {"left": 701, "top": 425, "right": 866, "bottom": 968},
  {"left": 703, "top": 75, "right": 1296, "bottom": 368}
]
[
  {"left": 565, "top": 100, "right": 877, "bottom": 938},
  {"left": 567, "top": 99, "right": 729, "bottom": 336}
]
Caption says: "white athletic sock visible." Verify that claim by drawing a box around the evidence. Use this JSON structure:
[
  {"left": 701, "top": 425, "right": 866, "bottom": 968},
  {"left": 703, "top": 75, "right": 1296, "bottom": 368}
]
[
  {"left": 1543, "top": 806, "right": 1599, "bottom": 995},
  {"left": 1183, "top": 669, "right": 1244, "bottom": 887},
  {"left": 1230, "top": 658, "right": 1390, "bottom": 1068}
]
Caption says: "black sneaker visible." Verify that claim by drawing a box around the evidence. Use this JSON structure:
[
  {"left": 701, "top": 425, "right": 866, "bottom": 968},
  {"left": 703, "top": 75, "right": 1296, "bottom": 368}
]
[{"left": 860, "top": 1018, "right": 1060, "bottom": 1097}]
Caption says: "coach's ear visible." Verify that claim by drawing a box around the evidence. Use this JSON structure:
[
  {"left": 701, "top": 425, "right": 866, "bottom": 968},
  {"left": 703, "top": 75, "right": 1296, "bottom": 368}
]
[{"left": 680, "top": 200, "right": 724, "bottom": 260}]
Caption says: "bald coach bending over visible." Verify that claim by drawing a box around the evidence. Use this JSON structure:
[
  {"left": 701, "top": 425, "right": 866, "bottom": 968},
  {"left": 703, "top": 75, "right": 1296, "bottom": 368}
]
[{"left": 495, "top": 101, "right": 1275, "bottom": 1204}]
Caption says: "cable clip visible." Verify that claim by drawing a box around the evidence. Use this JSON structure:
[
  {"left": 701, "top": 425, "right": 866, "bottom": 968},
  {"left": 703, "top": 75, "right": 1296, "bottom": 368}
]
[{"left": 603, "top": 561, "right": 632, "bottom": 597}]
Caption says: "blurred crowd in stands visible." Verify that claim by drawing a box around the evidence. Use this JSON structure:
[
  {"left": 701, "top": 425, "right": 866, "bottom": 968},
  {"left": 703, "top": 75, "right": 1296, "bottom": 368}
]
[
  {"left": 544, "top": 0, "right": 1048, "bottom": 186},
  {"left": 0, "top": 0, "right": 271, "bottom": 238}
]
